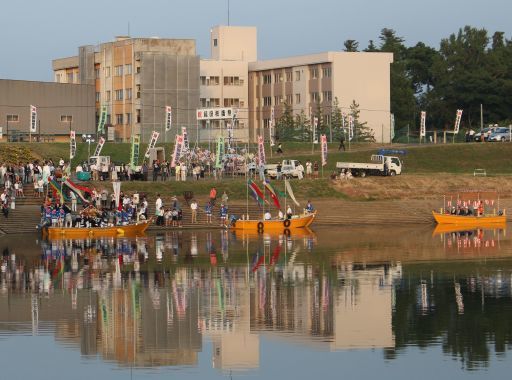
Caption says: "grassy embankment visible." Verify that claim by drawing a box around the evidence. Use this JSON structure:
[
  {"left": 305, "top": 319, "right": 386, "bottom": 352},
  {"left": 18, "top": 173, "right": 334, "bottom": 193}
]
[{"left": 3, "top": 141, "right": 512, "bottom": 201}]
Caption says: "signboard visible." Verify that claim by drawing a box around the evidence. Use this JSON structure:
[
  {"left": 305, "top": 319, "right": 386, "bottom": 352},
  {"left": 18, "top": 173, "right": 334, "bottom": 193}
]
[
  {"left": 69, "top": 131, "right": 76, "bottom": 160},
  {"left": 171, "top": 134, "right": 184, "bottom": 168},
  {"left": 107, "top": 126, "right": 115, "bottom": 141},
  {"left": 181, "top": 126, "right": 189, "bottom": 154},
  {"left": 390, "top": 113, "right": 395, "bottom": 140},
  {"left": 257, "top": 135, "right": 266, "bottom": 165},
  {"left": 454, "top": 109, "right": 463, "bottom": 134},
  {"left": 97, "top": 105, "right": 107, "bottom": 134},
  {"left": 130, "top": 135, "right": 140, "bottom": 168},
  {"left": 269, "top": 107, "right": 275, "bottom": 147},
  {"left": 93, "top": 137, "right": 106, "bottom": 157},
  {"left": 215, "top": 136, "right": 225, "bottom": 168},
  {"left": 196, "top": 107, "right": 233, "bottom": 120},
  {"left": 321, "top": 134, "right": 328, "bottom": 166},
  {"left": 348, "top": 115, "right": 354, "bottom": 141},
  {"left": 165, "top": 106, "right": 172, "bottom": 131},
  {"left": 30, "top": 105, "right": 37, "bottom": 133},
  {"left": 144, "top": 131, "right": 160, "bottom": 158},
  {"left": 420, "top": 111, "right": 426, "bottom": 137}
]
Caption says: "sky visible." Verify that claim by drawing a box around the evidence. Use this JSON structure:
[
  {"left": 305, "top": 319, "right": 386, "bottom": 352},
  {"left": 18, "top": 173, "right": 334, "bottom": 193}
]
[{"left": 1, "top": 0, "right": 511, "bottom": 81}]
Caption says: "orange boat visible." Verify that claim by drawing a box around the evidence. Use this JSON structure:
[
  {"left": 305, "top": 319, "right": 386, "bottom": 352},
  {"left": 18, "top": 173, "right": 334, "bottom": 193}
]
[
  {"left": 44, "top": 219, "right": 152, "bottom": 239},
  {"left": 230, "top": 212, "right": 316, "bottom": 233},
  {"left": 432, "top": 211, "right": 506, "bottom": 226}
]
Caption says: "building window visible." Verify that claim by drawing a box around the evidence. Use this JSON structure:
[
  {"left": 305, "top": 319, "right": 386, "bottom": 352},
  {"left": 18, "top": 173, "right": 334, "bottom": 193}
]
[
  {"left": 136, "top": 85, "right": 141, "bottom": 99},
  {"left": 125, "top": 64, "right": 132, "bottom": 75},
  {"left": 95, "top": 92, "right": 100, "bottom": 102},
  {"left": 274, "top": 73, "right": 283, "bottom": 83},
  {"left": 106, "top": 91, "right": 111, "bottom": 102},
  {"left": 67, "top": 73, "right": 73, "bottom": 83},
  {"left": 223, "top": 98, "right": 240, "bottom": 107},
  {"left": 286, "top": 72, "right": 292, "bottom": 82},
  {"left": 210, "top": 76, "right": 220, "bottom": 85},
  {"left": 322, "top": 91, "right": 332, "bottom": 102},
  {"left": 60, "top": 115, "right": 73, "bottom": 122},
  {"left": 286, "top": 94, "right": 293, "bottom": 105},
  {"left": 126, "top": 88, "right": 132, "bottom": 100},
  {"left": 126, "top": 113, "right": 132, "bottom": 124},
  {"left": 295, "top": 93, "right": 301, "bottom": 104},
  {"left": 210, "top": 98, "right": 220, "bottom": 107},
  {"left": 104, "top": 66, "right": 110, "bottom": 77},
  {"left": 263, "top": 74, "right": 272, "bottom": 84},
  {"left": 295, "top": 71, "right": 301, "bottom": 81},
  {"left": 311, "top": 92, "right": 320, "bottom": 102},
  {"left": 322, "top": 67, "right": 332, "bottom": 78},
  {"left": 200, "top": 76, "right": 207, "bottom": 86},
  {"left": 263, "top": 119, "right": 270, "bottom": 128},
  {"left": 224, "top": 76, "right": 241, "bottom": 86},
  {"left": 114, "top": 65, "right": 123, "bottom": 76},
  {"left": 55, "top": 73, "right": 61, "bottom": 82},
  {"left": 115, "top": 89, "right": 123, "bottom": 101},
  {"left": 136, "top": 66, "right": 141, "bottom": 74},
  {"left": 116, "top": 114, "right": 123, "bottom": 125},
  {"left": 95, "top": 68, "right": 100, "bottom": 78},
  {"left": 274, "top": 95, "right": 282, "bottom": 105},
  {"left": 6, "top": 114, "right": 19, "bottom": 122},
  {"left": 324, "top": 114, "right": 332, "bottom": 125},
  {"left": 240, "top": 100, "right": 245, "bottom": 107},
  {"left": 263, "top": 97, "right": 272, "bottom": 107},
  {"left": 310, "top": 68, "right": 319, "bottom": 79},
  {"left": 136, "top": 109, "right": 141, "bottom": 123},
  {"left": 213, "top": 38, "right": 218, "bottom": 47}
]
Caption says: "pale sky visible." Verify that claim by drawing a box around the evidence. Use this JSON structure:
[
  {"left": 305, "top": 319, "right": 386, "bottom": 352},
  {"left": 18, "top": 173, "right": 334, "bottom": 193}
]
[{"left": 1, "top": 0, "right": 511, "bottom": 81}]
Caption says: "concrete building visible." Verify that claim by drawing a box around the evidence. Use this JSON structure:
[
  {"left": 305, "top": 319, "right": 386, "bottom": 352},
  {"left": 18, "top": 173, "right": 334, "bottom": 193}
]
[
  {"left": 0, "top": 79, "right": 95, "bottom": 141},
  {"left": 53, "top": 37, "right": 200, "bottom": 143},
  {"left": 248, "top": 51, "right": 394, "bottom": 143}
]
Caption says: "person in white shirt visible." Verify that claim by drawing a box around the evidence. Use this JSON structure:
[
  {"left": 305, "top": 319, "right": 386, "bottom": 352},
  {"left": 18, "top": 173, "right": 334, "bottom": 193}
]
[
  {"left": 190, "top": 199, "right": 198, "bottom": 223},
  {"left": 155, "top": 194, "right": 162, "bottom": 215},
  {"left": 264, "top": 211, "right": 272, "bottom": 220},
  {"left": 278, "top": 209, "right": 284, "bottom": 220}
]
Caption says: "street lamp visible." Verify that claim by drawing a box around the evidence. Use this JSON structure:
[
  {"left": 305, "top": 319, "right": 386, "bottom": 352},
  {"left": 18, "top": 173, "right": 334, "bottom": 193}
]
[{"left": 83, "top": 134, "right": 95, "bottom": 163}]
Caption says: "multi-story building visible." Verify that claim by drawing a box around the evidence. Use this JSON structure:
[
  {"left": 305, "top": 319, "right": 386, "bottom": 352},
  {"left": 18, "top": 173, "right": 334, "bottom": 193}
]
[
  {"left": 248, "top": 52, "right": 394, "bottom": 143},
  {"left": 53, "top": 37, "right": 199, "bottom": 143}
]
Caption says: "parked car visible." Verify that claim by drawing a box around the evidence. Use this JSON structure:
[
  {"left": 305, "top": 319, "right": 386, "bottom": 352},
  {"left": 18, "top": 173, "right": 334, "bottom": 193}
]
[
  {"left": 473, "top": 127, "right": 495, "bottom": 142},
  {"left": 488, "top": 127, "right": 511, "bottom": 142}
]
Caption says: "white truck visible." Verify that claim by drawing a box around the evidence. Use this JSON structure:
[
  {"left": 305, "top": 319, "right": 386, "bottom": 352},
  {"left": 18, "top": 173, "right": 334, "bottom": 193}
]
[
  {"left": 336, "top": 155, "right": 402, "bottom": 177},
  {"left": 267, "top": 159, "right": 304, "bottom": 179}
]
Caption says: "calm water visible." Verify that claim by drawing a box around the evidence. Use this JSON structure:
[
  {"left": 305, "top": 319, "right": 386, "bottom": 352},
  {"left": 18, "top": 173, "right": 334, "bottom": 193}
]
[{"left": 0, "top": 226, "right": 511, "bottom": 379}]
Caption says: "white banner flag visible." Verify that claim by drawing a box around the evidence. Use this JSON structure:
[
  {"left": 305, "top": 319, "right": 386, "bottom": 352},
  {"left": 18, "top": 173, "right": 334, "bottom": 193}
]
[
  {"left": 270, "top": 107, "right": 275, "bottom": 147},
  {"left": 313, "top": 117, "right": 319, "bottom": 143},
  {"left": 257, "top": 135, "right": 266, "bottom": 165},
  {"left": 171, "top": 134, "right": 184, "bottom": 168},
  {"left": 181, "top": 126, "right": 189, "bottom": 154},
  {"left": 454, "top": 109, "right": 463, "bottom": 134},
  {"left": 165, "top": 106, "right": 172, "bottom": 132},
  {"left": 321, "top": 134, "right": 328, "bottom": 167},
  {"left": 30, "top": 105, "right": 37, "bottom": 133},
  {"left": 93, "top": 137, "right": 106, "bottom": 157},
  {"left": 348, "top": 115, "right": 354, "bottom": 141},
  {"left": 420, "top": 111, "right": 426, "bottom": 137},
  {"left": 69, "top": 131, "right": 76, "bottom": 160},
  {"left": 390, "top": 113, "right": 395, "bottom": 140},
  {"left": 144, "top": 131, "right": 160, "bottom": 158}
]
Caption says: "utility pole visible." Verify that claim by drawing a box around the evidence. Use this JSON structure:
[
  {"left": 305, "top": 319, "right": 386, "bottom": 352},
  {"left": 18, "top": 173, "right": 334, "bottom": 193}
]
[{"left": 480, "top": 104, "right": 483, "bottom": 131}]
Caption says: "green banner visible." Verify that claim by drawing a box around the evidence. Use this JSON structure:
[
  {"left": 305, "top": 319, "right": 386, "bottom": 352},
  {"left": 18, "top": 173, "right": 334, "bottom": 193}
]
[
  {"left": 97, "top": 105, "right": 107, "bottom": 134},
  {"left": 215, "top": 136, "right": 225, "bottom": 169},
  {"left": 130, "top": 135, "right": 140, "bottom": 169}
]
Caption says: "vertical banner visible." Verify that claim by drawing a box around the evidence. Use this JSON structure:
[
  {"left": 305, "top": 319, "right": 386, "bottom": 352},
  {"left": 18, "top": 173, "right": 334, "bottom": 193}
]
[
  {"left": 69, "top": 131, "right": 76, "bottom": 160},
  {"left": 215, "top": 136, "right": 225, "bottom": 168},
  {"left": 257, "top": 135, "right": 266, "bottom": 165},
  {"left": 181, "top": 126, "right": 189, "bottom": 153},
  {"left": 321, "top": 134, "right": 328, "bottom": 166},
  {"left": 348, "top": 115, "right": 354, "bottom": 141},
  {"left": 112, "top": 181, "right": 121, "bottom": 209},
  {"left": 454, "top": 109, "right": 463, "bottom": 134},
  {"left": 144, "top": 131, "right": 160, "bottom": 159},
  {"left": 30, "top": 105, "right": 37, "bottom": 133},
  {"left": 420, "top": 111, "right": 426, "bottom": 137},
  {"left": 97, "top": 105, "right": 107, "bottom": 134},
  {"left": 171, "top": 134, "right": 184, "bottom": 168},
  {"left": 165, "top": 106, "right": 172, "bottom": 132},
  {"left": 313, "top": 116, "right": 319, "bottom": 143},
  {"left": 130, "top": 135, "right": 140, "bottom": 168},
  {"left": 269, "top": 107, "right": 275, "bottom": 147},
  {"left": 390, "top": 113, "right": 395, "bottom": 140},
  {"left": 227, "top": 122, "right": 234, "bottom": 148},
  {"left": 93, "top": 137, "right": 106, "bottom": 157}
]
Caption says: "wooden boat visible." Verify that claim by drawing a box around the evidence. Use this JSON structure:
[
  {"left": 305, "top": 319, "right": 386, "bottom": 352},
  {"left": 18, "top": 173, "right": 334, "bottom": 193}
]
[
  {"left": 44, "top": 219, "right": 152, "bottom": 239},
  {"left": 230, "top": 212, "right": 316, "bottom": 232},
  {"left": 432, "top": 211, "right": 506, "bottom": 226}
]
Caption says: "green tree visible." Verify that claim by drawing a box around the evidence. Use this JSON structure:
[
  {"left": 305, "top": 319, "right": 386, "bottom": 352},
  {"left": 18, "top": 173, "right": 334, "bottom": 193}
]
[
  {"left": 330, "top": 97, "right": 344, "bottom": 141},
  {"left": 349, "top": 100, "right": 375, "bottom": 142},
  {"left": 275, "top": 103, "right": 300, "bottom": 141},
  {"left": 295, "top": 110, "right": 311, "bottom": 142},
  {"left": 364, "top": 40, "right": 378, "bottom": 52},
  {"left": 343, "top": 39, "right": 359, "bottom": 52}
]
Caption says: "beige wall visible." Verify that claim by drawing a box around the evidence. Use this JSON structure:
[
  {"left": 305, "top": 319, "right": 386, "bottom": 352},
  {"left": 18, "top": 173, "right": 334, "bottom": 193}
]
[{"left": 211, "top": 26, "right": 257, "bottom": 62}]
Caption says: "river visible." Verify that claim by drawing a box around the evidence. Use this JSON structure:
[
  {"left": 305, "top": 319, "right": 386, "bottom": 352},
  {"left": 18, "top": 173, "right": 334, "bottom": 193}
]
[{"left": 0, "top": 226, "right": 511, "bottom": 379}]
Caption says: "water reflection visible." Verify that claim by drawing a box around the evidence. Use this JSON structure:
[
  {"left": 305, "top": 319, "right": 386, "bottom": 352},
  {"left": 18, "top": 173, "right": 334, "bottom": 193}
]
[{"left": 0, "top": 227, "right": 511, "bottom": 373}]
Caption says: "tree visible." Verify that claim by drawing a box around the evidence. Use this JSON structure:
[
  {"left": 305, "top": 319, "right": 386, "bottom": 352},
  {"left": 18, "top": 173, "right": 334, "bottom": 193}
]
[
  {"left": 343, "top": 39, "right": 359, "bottom": 52},
  {"left": 295, "top": 110, "right": 311, "bottom": 142},
  {"left": 274, "top": 103, "right": 301, "bottom": 141},
  {"left": 330, "top": 97, "right": 344, "bottom": 141},
  {"left": 349, "top": 100, "right": 375, "bottom": 142},
  {"left": 364, "top": 40, "right": 378, "bottom": 52}
]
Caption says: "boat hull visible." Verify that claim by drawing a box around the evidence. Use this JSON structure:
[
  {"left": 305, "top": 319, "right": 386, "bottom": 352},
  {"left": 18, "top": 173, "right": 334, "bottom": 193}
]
[
  {"left": 230, "top": 212, "right": 316, "bottom": 232},
  {"left": 432, "top": 211, "right": 506, "bottom": 226},
  {"left": 45, "top": 220, "right": 151, "bottom": 239}
]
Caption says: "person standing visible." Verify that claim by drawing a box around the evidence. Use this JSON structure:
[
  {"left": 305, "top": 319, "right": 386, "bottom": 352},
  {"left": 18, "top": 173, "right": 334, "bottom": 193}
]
[
  {"left": 221, "top": 191, "right": 229, "bottom": 206},
  {"left": 313, "top": 161, "right": 319, "bottom": 179},
  {"left": 71, "top": 191, "right": 77, "bottom": 212},
  {"left": 306, "top": 161, "right": 312, "bottom": 178},
  {"left": 338, "top": 136, "right": 346, "bottom": 151},
  {"left": 286, "top": 205, "right": 293, "bottom": 219},
  {"left": 204, "top": 201, "right": 212, "bottom": 224},
  {"left": 155, "top": 194, "right": 162, "bottom": 220},
  {"left": 277, "top": 143, "right": 283, "bottom": 154},
  {"left": 190, "top": 199, "right": 198, "bottom": 224},
  {"left": 209, "top": 187, "right": 217, "bottom": 205},
  {"left": 219, "top": 204, "right": 228, "bottom": 227}
]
